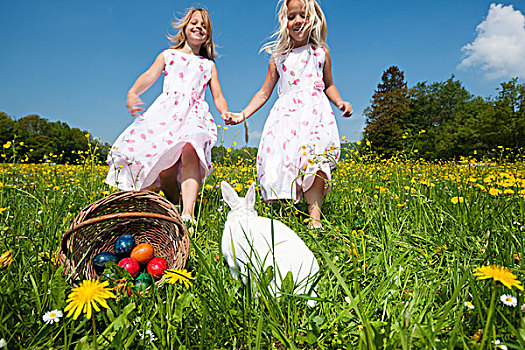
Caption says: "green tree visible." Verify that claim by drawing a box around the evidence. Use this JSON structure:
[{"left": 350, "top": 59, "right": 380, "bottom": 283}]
[
  {"left": 363, "top": 66, "right": 409, "bottom": 157},
  {"left": 407, "top": 77, "right": 484, "bottom": 159},
  {"left": 1, "top": 113, "right": 109, "bottom": 164},
  {"left": 0, "top": 112, "right": 16, "bottom": 146},
  {"left": 490, "top": 79, "right": 525, "bottom": 149}
]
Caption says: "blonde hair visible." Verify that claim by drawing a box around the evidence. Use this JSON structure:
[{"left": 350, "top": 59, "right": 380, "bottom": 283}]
[
  {"left": 168, "top": 8, "right": 216, "bottom": 60},
  {"left": 261, "top": 0, "right": 328, "bottom": 56}
]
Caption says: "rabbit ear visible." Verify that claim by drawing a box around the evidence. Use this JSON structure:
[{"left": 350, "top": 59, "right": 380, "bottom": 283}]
[
  {"left": 245, "top": 182, "right": 256, "bottom": 209},
  {"left": 221, "top": 181, "right": 240, "bottom": 209}
]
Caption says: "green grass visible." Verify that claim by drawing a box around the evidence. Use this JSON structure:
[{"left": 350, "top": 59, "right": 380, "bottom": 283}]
[{"left": 0, "top": 152, "right": 524, "bottom": 349}]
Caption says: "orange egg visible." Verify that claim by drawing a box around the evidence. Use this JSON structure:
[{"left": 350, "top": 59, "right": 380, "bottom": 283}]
[{"left": 130, "top": 243, "right": 154, "bottom": 264}]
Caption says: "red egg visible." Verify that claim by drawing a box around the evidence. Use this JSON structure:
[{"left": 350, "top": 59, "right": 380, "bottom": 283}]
[
  {"left": 147, "top": 257, "right": 168, "bottom": 279},
  {"left": 118, "top": 257, "right": 139, "bottom": 278},
  {"left": 130, "top": 243, "right": 154, "bottom": 265}
]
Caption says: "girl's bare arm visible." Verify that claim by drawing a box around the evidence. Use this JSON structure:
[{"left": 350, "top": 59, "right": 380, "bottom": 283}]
[
  {"left": 126, "top": 52, "right": 166, "bottom": 117},
  {"left": 209, "top": 64, "right": 229, "bottom": 117},
  {"left": 323, "top": 52, "right": 353, "bottom": 117}
]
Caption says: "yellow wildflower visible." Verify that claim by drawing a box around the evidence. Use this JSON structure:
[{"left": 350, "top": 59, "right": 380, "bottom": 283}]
[
  {"left": 473, "top": 265, "right": 523, "bottom": 291},
  {"left": 164, "top": 268, "right": 194, "bottom": 289},
  {"left": 64, "top": 280, "right": 115, "bottom": 320},
  {"left": 0, "top": 250, "right": 14, "bottom": 269}
]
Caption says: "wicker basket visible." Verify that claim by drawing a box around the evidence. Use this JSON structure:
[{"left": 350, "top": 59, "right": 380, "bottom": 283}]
[{"left": 58, "top": 191, "right": 190, "bottom": 285}]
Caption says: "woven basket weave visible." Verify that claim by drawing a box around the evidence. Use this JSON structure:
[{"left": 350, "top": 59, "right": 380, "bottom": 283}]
[{"left": 58, "top": 191, "right": 189, "bottom": 284}]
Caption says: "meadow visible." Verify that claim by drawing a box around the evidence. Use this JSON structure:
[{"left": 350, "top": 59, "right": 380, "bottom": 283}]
[{"left": 0, "top": 142, "right": 524, "bottom": 349}]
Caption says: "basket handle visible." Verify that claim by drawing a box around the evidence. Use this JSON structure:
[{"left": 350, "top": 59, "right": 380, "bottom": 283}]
[{"left": 64, "top": 212, "right": 183, "bottom": 237}]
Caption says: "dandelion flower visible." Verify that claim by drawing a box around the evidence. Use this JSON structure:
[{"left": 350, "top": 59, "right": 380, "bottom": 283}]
[
  {"left": 164, "top": 268, "right": 194, "bottom": 289},
  {"left": 494, "top": 340, "right": 508, "bottom": 350},
  {"left": 464, "top": 301, "right": 475, "bottom": 310},
  {"left": 500, "top": 294, "right": 517, "bottom": 307},
  {"left": 42, "top": 309, "right": 63, "bottom": 324},
  {"left": 489, "top": 188, "right": 502, "bottom": 196},
  {"left": 0, "top": 250, "right": 14, "bottom": 269},
  {"left": 451, "top": 196, "right": 464, "bottom": 204},
  {"left": 473, "top": 265, "right": 523, "bottom": 291},
  {"left": 64, "top": 279, "right": 115, "bottom": 320}
]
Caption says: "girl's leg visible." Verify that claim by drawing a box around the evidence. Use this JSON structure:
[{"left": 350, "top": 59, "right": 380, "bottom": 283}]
[
  {"left": 180, "top": 143, "right": 202, "bottom": 217},
  {"left": 159, "top": 163, "right": 180, "bottom": 205},
  {"left": 304, "top": 171, "right": 328, "bottom": 228}
]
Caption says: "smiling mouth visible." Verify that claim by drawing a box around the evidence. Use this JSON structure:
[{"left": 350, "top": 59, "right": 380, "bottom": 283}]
[{"left": 192, "top": 29, "right": 205, "bottom": 37}]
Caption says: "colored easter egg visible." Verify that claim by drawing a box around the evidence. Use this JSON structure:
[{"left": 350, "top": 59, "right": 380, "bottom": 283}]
[
  {"left": 118, "top": 257, "right": 140, "bottom": 278},
  {"left": 114, "top": 234, "right": 135, "bottom": 256},
  {"left": 134, "top": 273, "right": 153, "bottom": 291},
  {"left": 92, "top": 252, "right": 118, "bottom": 275},
  {"left": 136, "top": 272, "right": 153, "bottom": 284},
  {"left": 147, "top": 257, "right": 168, "bottom": 279},
  {"left": 100, "top": 271, "right": 118, "bottom": 286},
  {"left": 130, "top": 243, "right": 154, "bottom": 264},
  {"left": 134, "top": 279, "right": 151, "bottom": 292},
  {"left": 100, "top": 271, "right": 118, "bottom": 281}
]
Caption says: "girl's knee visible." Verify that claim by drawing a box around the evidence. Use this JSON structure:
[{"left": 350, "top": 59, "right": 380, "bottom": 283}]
[
  {"left": 316, "top": 170, "right": 328, "bottom": 181},
  {"left": 181, "top": 143, "right": 197, "bottom": 155}
]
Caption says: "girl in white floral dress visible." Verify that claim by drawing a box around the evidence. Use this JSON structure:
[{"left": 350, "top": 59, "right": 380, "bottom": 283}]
[
  {"left": 224, "top": 0, "right": 352, "bottom": 228},
  {"left": 106, "top": 8, "right": 229, "bottom": 223}
]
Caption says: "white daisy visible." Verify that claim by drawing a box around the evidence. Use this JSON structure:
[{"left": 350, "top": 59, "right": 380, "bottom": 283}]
[
  {"left": 464, "top": 301, "right": 475, "bottom": 310},
  {"left": 494, "top": 340, "right": 508, "bottom": 350},
  {"left": 521, "top": 304, "right": 525, "bottom": 312},
  {"left": 0, "top": 339, "right": 5, "bottom": 348},
  {"left": 500, "top": 294, "right": 517, "bottom": 307},
  {"left": 42, "top": 309, "right": 63, "bottom": 324}
]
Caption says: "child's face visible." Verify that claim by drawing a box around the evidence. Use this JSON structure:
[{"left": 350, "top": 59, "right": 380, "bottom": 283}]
[
  {"left": 185, "top": 11, "right": 208, "bottom": 46},
  {"left": 287, "top": 0, "right": 309, "bottom": 46}
]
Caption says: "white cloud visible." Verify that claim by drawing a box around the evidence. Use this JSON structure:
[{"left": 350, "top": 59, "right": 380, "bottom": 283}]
[
  {"left": 249, "top": 130, "right": 262, "bottom": 144},
  {"left": 458, "top": 4, "right": 525, "bottom": 79}
]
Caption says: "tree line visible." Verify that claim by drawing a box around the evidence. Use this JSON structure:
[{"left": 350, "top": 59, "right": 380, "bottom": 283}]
[
  {"left": 363, "top": 66, "right": 525, "bottom": 159},
  {"left": 0, "top": 112, "right": 110, "bottom": 164}
]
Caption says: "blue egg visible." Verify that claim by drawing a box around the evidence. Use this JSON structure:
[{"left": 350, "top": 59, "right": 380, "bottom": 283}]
[
  {"left": 114, "top": 234, "right": 135, "bottom": 256},
  {"left": 92, "top": 251, "right": 118, "bottom": 274}
]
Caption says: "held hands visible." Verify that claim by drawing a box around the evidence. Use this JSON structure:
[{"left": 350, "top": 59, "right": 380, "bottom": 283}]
[
  {"left": 126, "top": 93, "right": 145, "bottom": 117},
  {"left": 222, "top": 111, "right": 246, "bottom": 125},
  {"left": 338, "top": 101, "right": 353, "bottom": 117}
]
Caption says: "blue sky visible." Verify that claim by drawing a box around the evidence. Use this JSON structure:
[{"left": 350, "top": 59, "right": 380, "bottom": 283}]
[{"left": 1, "top": 1, "right": 524, "bottom": 147}]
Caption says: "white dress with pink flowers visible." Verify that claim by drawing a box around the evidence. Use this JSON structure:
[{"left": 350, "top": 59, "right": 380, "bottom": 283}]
[
  {"left": 257, "top": 45, "right": 340, "bottom": 202},
  {"left": 105, "top": 49, "right": 217, "bottom": 190}
]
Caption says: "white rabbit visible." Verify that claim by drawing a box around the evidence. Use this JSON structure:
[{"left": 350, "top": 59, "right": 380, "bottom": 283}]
[{"left": 221, "top": 181, "right": 319, "bottom": 306}]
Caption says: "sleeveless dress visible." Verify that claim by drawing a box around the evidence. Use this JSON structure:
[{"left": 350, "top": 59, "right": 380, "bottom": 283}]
[
  {"left": 257, "top": 45, "right": 340, "bottom": 203},
  {"left": 105, "top": 49, "right": 217, "bottom": 190}
]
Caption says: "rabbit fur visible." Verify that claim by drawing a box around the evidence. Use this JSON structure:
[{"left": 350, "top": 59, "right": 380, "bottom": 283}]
[{"left": 221, "top": 181, "right": 319, "bottom": 305}]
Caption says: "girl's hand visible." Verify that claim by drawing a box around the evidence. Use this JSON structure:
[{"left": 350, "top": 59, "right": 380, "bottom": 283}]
[
  {"left": 224, "top": 112, "right": 245, "bottom": 125},
  {"left": 127, "top": 93, "right": 145, "bottom": 117},
  {"left": 338, "top": 101, "right": 353, "bottom": 117}
]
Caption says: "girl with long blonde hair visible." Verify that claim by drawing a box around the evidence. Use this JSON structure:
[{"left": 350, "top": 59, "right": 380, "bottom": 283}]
[
  {"left": 106, "top": 8, "right": 229, "bottom": 224},
  {"left": 225, "top": 0, "right": 352, "bottom": 228}
]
